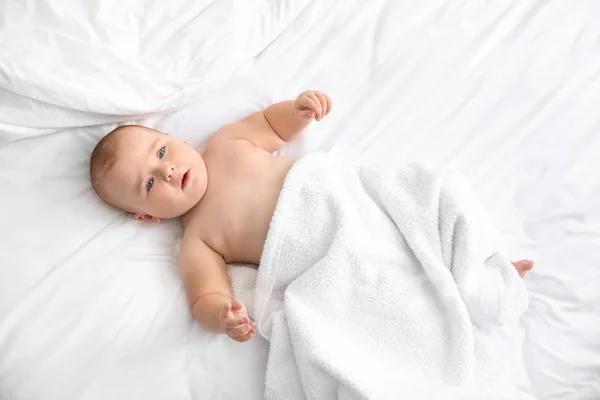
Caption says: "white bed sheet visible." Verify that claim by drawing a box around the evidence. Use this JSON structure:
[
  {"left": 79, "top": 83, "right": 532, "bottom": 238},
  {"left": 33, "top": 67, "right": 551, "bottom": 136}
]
[{"left": 1, "top": 1, "right": 599, "bottom": 399}]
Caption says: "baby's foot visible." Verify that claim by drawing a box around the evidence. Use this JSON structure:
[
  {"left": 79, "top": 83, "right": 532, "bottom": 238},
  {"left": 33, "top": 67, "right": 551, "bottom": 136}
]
[{"left": 511, "top": 259, "right": 534, "bottom": 278}]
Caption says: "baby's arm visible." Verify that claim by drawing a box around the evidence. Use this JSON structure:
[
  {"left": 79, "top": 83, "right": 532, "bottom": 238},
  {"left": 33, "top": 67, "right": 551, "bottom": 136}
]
[
  {"left": 178, "top": 236, "right": 254, "bottom": 340},
  {"left": 179, "top": 236, "right": 231, "bottom": 332},
  {"left": 264, "top": 90, "right": 331, "bottom": 142},
  {"left": 212, "top": 91, "right": 331, "bottom": 153}
]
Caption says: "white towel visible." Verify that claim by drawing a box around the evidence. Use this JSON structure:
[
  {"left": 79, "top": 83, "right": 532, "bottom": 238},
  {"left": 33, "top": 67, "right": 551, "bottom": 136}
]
[{"left": 251, "top": 152, "right": 532, "bottom": 400}]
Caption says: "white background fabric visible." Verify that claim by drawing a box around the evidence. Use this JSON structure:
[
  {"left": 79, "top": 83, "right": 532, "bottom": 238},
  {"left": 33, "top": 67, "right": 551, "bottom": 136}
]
[{"left": 1, "top": 0, "right": 599, "bottom": 399}]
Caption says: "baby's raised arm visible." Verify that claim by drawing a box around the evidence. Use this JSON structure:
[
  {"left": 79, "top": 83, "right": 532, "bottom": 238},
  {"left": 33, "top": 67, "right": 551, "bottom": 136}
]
[
  {"left": 212, "top": 90, "right": 332, "bottom": 153},
  {"left": 179, "top": 236, "right": 255, "bottom": 341},
  {"left": 263, "top": 90, "right": 331, "bottom": 142}
]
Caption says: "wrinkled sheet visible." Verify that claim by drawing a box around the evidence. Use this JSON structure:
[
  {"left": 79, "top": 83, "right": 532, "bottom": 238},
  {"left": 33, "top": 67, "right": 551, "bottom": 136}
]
[{"left": 1, "top": 1, "right": 599, "bottom": 399}]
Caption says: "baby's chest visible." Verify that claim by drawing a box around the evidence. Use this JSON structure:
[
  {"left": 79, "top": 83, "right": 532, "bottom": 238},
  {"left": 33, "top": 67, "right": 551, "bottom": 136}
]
[{"left": 194, "top": 188, "right": 273, "bottom": 261}]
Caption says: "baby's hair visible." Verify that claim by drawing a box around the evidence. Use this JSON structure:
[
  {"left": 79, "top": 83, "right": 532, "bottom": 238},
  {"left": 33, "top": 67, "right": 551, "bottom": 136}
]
[{"left": 90, "top": 124, "right": 154, "bottom": 206}]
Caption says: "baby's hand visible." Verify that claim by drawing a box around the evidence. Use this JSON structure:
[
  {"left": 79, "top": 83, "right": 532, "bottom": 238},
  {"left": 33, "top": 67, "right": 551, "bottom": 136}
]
[
  {"left": 295, "top": 90, "right": 332, "bottom": 122},
  {"left": 219, "top": 299, "right": 256, "bottom": 343}
]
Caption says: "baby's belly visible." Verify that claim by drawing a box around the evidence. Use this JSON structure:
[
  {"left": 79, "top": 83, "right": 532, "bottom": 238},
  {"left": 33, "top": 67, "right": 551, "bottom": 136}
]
[
  {"left": 225, "top": 226, "right": 269, "bottom": 265},
  {"left": 223, "top": 199, "right": 280, "bottom": 264},
  {"left": 222, "top": 159, "right": 295, "bottom": 264}
]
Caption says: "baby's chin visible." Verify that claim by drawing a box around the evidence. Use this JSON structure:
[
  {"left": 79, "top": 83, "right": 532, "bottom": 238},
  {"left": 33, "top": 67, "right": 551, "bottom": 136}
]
[
  {"left": 155, "top": 206, "right": 193, "bottom": 219},
  {"left": 159, "top": 197, "right": 205, "bottom": 219}
]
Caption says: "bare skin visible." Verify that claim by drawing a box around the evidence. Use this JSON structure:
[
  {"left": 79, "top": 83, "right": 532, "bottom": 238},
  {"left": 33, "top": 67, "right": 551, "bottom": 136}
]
[
  {"left": 100, "top": 91, "right": 533, "bottom": 343},
  {"left": 513, "top": 259, "right": 534, "bottom": 278}
]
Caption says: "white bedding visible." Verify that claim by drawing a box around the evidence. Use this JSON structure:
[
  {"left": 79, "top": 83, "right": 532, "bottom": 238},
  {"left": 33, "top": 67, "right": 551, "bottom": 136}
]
[{"left": 1, "top": 1, "right": 599, "bottom": 399}]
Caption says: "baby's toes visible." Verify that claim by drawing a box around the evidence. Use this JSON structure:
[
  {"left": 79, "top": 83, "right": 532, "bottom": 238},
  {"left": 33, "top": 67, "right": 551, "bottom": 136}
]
[{"left": 513, "top": 259, "right": 534, "bottom": 277}]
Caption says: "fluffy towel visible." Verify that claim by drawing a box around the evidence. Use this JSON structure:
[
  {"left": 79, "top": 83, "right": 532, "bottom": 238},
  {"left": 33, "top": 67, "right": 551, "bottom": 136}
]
[{"left": 251, "top": 152, "right": 531, "bottom": 400}]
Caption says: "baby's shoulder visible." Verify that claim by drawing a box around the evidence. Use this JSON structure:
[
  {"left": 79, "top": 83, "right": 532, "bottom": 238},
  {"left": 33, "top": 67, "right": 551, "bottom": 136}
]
[
  {"left": 204, "top": 135, "right": 262, "bottom": 169},
  {"left": 206, "top": 131, "right": 255, "bottom": 152},
  {"left": 180, "top": 217, "right": 203, "bottom": 244},
  {"left": 180, "top": 220, "right": 216, "bottom": 253}
]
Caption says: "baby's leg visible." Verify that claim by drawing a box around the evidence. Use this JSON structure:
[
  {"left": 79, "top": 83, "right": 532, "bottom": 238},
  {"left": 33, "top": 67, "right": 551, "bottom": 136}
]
[{"left": 511, "top": 259, "right": 534, "bottom": 277}]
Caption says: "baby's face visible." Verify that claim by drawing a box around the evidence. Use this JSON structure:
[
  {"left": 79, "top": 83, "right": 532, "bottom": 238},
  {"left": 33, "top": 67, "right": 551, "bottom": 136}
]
[{"left": 104, "top": 127, "right": 208, "bottom": 220}]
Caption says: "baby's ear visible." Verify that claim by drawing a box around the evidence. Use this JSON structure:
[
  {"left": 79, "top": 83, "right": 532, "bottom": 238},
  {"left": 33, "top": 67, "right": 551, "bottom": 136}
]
[{"left": 133, "top": 213, "right": 161, "bottom": 224}]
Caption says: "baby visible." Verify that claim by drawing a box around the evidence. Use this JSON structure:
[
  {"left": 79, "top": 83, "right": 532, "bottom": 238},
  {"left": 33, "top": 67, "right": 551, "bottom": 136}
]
[{"left": 90, "top": 90, "right": 533, "bottom": 343}]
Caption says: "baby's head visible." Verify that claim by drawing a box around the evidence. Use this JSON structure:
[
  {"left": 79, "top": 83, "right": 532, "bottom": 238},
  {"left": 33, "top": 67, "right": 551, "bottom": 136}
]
[{"left": 90, "top": 125, "right": 208, "bottom": 222}]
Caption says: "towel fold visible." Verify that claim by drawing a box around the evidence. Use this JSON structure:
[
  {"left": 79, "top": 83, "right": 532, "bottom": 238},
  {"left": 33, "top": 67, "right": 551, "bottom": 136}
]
[{"left": 250, "top": 152, "right": 531, "bottom": 400}]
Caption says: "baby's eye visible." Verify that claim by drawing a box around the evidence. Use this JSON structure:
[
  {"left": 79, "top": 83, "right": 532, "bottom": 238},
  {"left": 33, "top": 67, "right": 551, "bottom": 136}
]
[
  {"left": 158, "top": 146, "right": 166, "bottom": 159},
  {"left": 146, "top": 177, "right": 154, "bottom": 192}
]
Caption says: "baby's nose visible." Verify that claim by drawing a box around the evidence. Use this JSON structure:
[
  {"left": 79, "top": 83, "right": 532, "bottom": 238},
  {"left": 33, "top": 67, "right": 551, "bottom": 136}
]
[{"left": 162, "top": 165, "right": 175, "bottom": 181}]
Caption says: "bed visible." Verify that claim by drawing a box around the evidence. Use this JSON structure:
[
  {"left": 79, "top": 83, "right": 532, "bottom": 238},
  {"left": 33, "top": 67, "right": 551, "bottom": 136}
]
[{"left": 1, "top": 0, "right": 599, "bottom": 399}]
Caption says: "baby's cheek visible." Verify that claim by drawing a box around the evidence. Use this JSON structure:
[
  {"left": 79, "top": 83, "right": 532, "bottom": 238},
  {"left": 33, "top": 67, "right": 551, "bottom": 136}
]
[
  {"left": 165, "top": 192, "right": 181, "bottom": 207},
  {"left": 168, "top": 190, "right": 190, "bottom": 210}
]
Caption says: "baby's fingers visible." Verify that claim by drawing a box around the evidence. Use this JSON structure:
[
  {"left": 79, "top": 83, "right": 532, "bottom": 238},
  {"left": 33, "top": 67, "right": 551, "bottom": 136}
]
[
  {"left": 307, "top": 92, "right": 323, "bottom": 120},
  {"left": 315, "top": 92, "right": 329, "bottom": 118},
  {"left": 223, "top": 316, "right": 249, "bottom": 329},
  {"left": 229, "top": 321, "right": 256, "bottom": 337},
  {"left": 231, "top": 299, "right": 245, "bottom": 312},
  {"left": 300, "top": 95, "right": 319, "bottom": 118},
  {"left": 231, "top": 328, "right": 257, "bottom": 343}
]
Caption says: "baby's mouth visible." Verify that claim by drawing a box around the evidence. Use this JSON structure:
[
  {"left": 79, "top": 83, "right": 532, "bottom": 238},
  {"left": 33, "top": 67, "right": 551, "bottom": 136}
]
[{"left": 181, "top": 170, "right": 190, "bottom": 190}]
